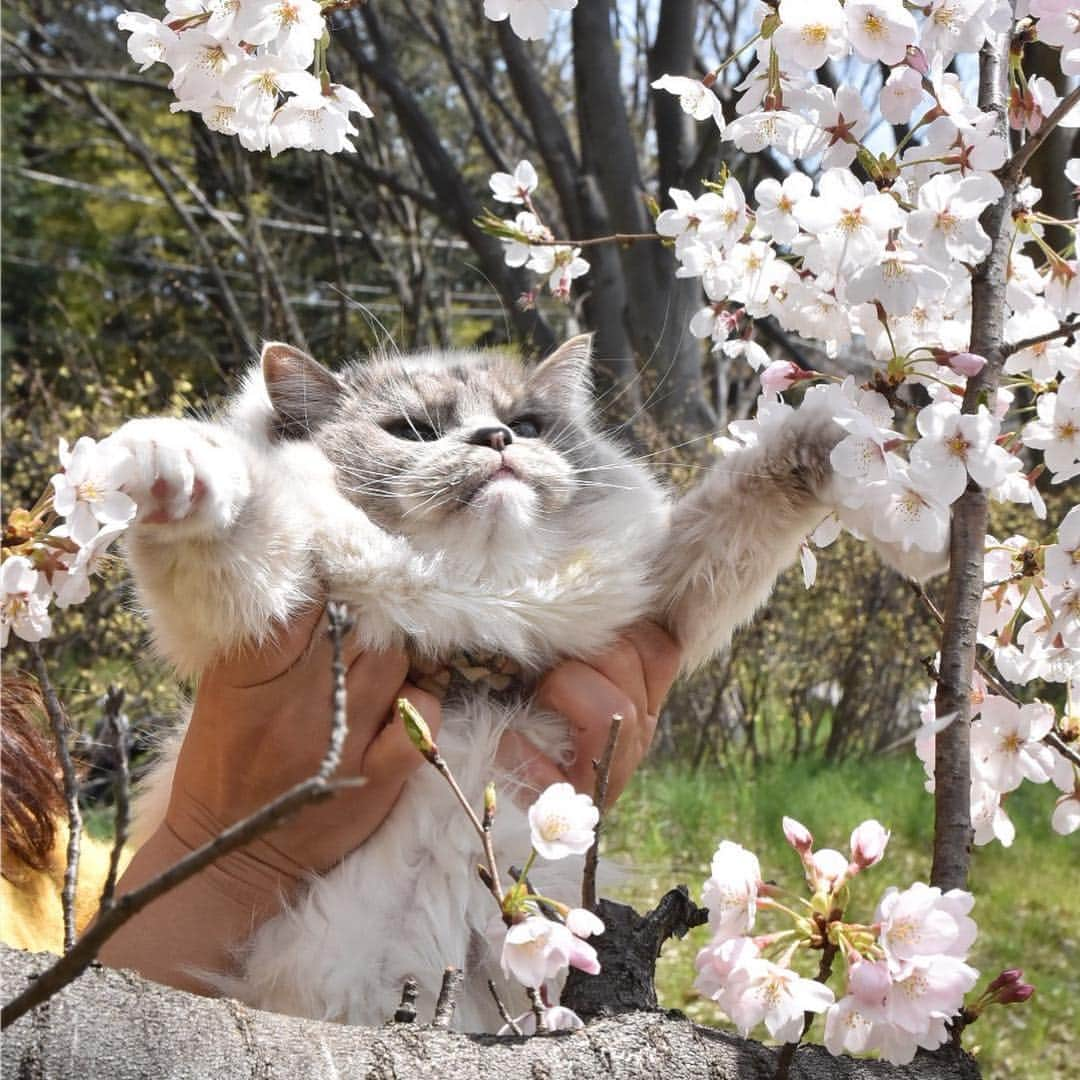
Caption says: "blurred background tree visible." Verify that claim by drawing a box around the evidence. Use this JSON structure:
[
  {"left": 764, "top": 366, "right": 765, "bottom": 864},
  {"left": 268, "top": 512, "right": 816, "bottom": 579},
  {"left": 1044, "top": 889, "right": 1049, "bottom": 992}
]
[{"left": 2, "top": 0, "right": 1071, "bottom": 775}]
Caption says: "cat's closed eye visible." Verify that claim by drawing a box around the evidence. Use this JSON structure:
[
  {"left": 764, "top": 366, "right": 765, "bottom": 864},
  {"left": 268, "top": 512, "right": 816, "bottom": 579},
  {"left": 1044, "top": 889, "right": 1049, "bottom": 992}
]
[
  {"left": 384, "top": 417, "right": 440, "bottom": 442},
  {"left": 508, "top": 415, "right": 543, "bottom": 439}
]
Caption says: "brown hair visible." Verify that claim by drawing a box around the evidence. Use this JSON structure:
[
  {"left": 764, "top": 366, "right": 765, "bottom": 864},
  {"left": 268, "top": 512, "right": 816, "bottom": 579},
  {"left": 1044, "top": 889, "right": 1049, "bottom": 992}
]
[{"left": 2, "top": 676, "right": 65, "bottom": 875}]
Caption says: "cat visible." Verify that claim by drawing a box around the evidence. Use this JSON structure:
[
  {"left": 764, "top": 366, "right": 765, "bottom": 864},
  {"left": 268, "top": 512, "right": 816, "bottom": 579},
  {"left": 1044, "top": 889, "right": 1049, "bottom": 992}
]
[{"left": 113, "top": 334, "right": 944, "bottom": 1030}]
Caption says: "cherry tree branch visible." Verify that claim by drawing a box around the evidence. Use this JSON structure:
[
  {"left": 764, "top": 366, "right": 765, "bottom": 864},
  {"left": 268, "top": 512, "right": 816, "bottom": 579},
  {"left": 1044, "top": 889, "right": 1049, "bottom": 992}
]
[
  {"left": 930, "top": 22, "right": 1015, "bottom": 893},
  {"left": 1, "top": 605, "right": 359, "bottom": 1030}
]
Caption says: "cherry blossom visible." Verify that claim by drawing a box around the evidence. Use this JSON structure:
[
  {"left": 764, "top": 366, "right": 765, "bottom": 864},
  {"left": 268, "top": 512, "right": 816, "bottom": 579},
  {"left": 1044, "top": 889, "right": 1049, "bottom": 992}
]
[
  {"left": 651, "top": 75, "right": 725, "bottom": 129},
  {"left": 875, "top": 883, "right": 977, "bottom": 974},
  {"left": 908, "top": 402, "right": 1013, "bottom": 504},
  {"left": 0, "top": 556, "right": 52, "bottom": 647},
  {"left": 500, "top": 915, "right": 579, "bottom": 987},
  {"left": 489, "top": 160, "right": 540, "bottom": 205},
  {"left": 844, "top": 0, "right": 918, "bottom": 65},
  {"left": 701, "top": 840, "right": 761, "bottom": 939},
  {"left": 971, "top": 698, "right": 1057, "bottom": 793},
  {"left": 527, "top": 782, "right": 598, "bottom": 860},
  {"left": 482, "top": 0, "right": 577, "bottom": 42},
  {"left": 268, "top": 81, "right": 374, "bottom": 157},
  {"left": 772, "top": 0, "right": 848, "bottom": 72},
  {"left": 50, "top": 436, "right": 136, "bottom": 548},
  {"left": 724, "top": 959, "right": 835, "bottom": 1042}
]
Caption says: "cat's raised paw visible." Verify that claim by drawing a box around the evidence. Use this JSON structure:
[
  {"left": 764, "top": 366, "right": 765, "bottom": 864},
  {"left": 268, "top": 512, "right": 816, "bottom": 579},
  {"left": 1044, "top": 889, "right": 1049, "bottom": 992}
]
[{"left": 106, "top": 418, "right": 249, "bottom": 534}]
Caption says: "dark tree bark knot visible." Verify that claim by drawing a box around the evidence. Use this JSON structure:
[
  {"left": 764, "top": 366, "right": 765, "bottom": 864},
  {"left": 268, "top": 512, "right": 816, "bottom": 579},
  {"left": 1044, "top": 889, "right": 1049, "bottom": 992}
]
[{"left": 562, "top": 886, "right": 709, "bottom": 1018}]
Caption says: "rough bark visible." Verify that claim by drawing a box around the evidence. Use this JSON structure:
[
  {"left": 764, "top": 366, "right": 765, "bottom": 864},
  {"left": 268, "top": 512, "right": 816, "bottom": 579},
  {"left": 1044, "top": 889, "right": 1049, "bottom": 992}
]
[
  {"left": 1, "top": 945, "right": 982, "bottom": 1080},
  {"left": 930, "top": 21, "right": 1013, "bottom": 893}
]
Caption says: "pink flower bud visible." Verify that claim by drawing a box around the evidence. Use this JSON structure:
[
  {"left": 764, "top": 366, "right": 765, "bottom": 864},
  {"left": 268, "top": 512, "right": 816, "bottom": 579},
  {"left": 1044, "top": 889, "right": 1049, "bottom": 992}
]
[
  {"left": 988, "top": 968, "right": 1023, "bottom": 992},
  {"left": 947, "top": 352, "right": 987, "bottom": 377},
  {"left": 904, "top": 45, "right": 929, "bottom": 76},
  {"left": 849, "top": 820, "right": 890, "bottom": 870},
  {"left": 760, "top": 360, "right": 810, "bottom": 395},
  {"left": 782, "top": 816, "right": 814, "bottom": 854},
  {"left": 998, "top": 982, "right": 1035, "bottom": 1004}
]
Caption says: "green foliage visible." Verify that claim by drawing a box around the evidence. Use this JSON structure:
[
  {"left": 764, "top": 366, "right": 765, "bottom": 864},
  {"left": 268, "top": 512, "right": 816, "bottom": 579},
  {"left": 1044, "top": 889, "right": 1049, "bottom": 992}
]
[{"left": 607, "top": 757, "right": 1079, "bottom": 1079}]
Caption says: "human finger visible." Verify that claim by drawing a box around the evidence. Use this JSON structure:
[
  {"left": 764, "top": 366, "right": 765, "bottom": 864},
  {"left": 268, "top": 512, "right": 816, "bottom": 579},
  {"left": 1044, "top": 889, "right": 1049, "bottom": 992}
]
[{"left": 359, "top": 684, "right": 443, "bottom": 781}]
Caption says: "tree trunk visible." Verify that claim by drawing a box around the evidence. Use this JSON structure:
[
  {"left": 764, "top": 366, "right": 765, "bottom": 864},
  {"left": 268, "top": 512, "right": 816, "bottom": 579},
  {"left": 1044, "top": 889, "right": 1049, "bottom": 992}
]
[{"left": 1, "top": 945, "right": 982, "bottom": 1080}]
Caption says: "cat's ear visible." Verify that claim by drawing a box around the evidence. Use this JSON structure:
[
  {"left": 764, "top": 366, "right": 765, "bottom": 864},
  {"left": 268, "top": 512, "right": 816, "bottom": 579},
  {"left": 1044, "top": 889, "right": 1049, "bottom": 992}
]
[
  {"left": 261, "top": 342, "right": 343, "bottom": 436},
  {"left": 529, "top": 334, "right": 593, "bottom": 412}
]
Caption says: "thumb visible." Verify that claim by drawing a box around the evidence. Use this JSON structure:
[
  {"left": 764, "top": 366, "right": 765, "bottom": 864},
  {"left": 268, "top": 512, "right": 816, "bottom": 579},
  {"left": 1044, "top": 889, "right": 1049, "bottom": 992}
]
[{"left": 361, "top": 686, "right": 443, "bottom": 781}]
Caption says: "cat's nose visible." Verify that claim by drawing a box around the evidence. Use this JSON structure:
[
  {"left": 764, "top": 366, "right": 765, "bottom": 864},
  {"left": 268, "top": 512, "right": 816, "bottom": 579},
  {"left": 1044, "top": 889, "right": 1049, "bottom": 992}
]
[{"left": 468, "top": 425, "right": 514, "bottom": 451}]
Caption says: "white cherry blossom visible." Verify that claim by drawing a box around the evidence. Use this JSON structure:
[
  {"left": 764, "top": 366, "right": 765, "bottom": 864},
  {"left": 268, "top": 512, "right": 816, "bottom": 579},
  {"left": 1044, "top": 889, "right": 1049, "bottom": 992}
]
[
  {"left": 51, "top": 436, "right": 136, "bottom": 547},
  {"left": 483, "top": 0, "right": 577, "bottom": 42},
  {"left": 527, "top": 782, "right": 598, "bottom": 859},
  {"left": 489, "top": 160, "right": 539, "bottom": 205},
  {"left": 701, "top": 840, "right": 761, "bottom": 940},
  {"left": 651, "top": 74, "right": 725, "bottom": 129},
  {"left": 845, "top": 0, "right": 918, "bottom": 65},
  {"left": 0, "top": 556, "right": 52, "bottom": 647},
  {"left": 772, "top": 0, "right": 848, "bottom": 71}
]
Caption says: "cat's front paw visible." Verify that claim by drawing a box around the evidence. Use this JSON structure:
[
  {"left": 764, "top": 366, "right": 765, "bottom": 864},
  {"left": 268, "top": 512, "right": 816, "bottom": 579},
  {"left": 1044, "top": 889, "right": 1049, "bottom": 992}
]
[{"left": 106, "top": 418, "right": 250, "bottom": 534}]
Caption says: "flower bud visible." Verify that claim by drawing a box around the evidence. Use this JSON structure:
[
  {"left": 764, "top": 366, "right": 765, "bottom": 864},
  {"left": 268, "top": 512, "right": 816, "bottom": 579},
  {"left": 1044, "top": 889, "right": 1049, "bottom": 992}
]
[
  {"left": 997, "top": 982, "right": 1035, "bottom": 1004},
  {"left": 903, "top": 45, "right": 929, "bottom": 76},
  {"left": 810, "top": 848, "right": 849, "bottom": 892},
  {"left": 397, "top": 696, "right": 438, "bottom": 761},
  {"left": 988, "top": 968, "right": 1023, "bottom": 992},
  {"left": 947, "top": 351, "right": 987, "bottom": 377},
  {"left": 849, "top": 820, "right": 890, "bottom": 870},
  {"left": 483, "top": 782, "right": 497, "bottom": 828},
  {"left": 782, "top": 816, "right": 814, "bottom": 854}
]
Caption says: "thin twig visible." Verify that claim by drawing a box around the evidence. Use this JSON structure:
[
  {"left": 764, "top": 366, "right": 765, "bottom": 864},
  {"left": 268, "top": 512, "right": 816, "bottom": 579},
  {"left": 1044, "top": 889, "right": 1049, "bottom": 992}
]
[
  {"left": 27, "top": 642, "right": 81, "bottom": 954},
  {"left": 530, "top": 232, "right": 663, "bottom": 248},
  {"left": 582, "top": 713, "right": 623, "bottom": 911},
  {"left": 433, "top": 966, "right": 464, "bottom": 1028},
  {"left": 488, "top": 979, "right": 522, "bottom": 1035},
  {"left": 526, "top": 986, "right": 545, "bottom": 1028},
  {"left": 1003, "top": 319, "right": 1078, "bottom": 357},
  {"left": 393, "top": 978, "right": 418, "bottom": 1023},
  {"left": 401, "top": 698, "right": 505, "bottom": 905},
  {"left": 98, "top": 685, "right": 130, "bottom": 913},
  {"left": 1, "top": 608, "right": 358, "bottom": 1030}
]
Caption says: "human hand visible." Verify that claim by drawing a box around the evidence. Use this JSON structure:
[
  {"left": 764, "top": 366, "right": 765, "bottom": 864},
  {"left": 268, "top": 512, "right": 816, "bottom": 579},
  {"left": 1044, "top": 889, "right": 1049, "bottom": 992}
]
[
  {"left": 165, "top": 602, "right": 442, "bottom": 895},
  {"left": 100, "top": 605, "right": 440, "bottom": 991},
  {"left": 500, "top": 620, "right": 681, "bottom": 808}
]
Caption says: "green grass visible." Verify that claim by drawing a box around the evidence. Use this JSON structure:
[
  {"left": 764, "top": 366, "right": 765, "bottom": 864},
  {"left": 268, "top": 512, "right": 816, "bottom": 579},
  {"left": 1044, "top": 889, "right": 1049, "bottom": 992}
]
[{"left": 604, "top": 755, "right": 1079, "bottom": 1080}]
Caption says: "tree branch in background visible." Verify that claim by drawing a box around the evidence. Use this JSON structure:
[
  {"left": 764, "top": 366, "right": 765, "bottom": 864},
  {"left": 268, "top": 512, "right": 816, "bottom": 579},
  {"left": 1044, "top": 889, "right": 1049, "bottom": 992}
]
[
  {"left": 26, "top": 643, "right": 81, "bottom": 955},
  {"left": 1, "top": 605, "right": 358, "bottom": 1030}
]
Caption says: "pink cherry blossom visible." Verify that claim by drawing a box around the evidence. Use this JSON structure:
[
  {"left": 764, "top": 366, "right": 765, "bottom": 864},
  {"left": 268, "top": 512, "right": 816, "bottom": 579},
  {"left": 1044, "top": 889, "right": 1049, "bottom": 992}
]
[{"left": 701, "top": 840, "right": 761, "bottom": 940}]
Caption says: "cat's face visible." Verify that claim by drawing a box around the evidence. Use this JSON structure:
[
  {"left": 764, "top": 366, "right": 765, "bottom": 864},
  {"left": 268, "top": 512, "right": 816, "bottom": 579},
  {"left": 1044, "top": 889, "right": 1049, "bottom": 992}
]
[{"left": 261, "top": 337, "right": 627, "bottom": 573}]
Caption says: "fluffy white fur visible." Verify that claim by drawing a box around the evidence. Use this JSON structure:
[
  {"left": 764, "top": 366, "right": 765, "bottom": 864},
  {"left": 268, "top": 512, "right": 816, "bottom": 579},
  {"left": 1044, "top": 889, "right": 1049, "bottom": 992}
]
[{"left": 115, "top": 336, "right": 945, "bottom": 1030}]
